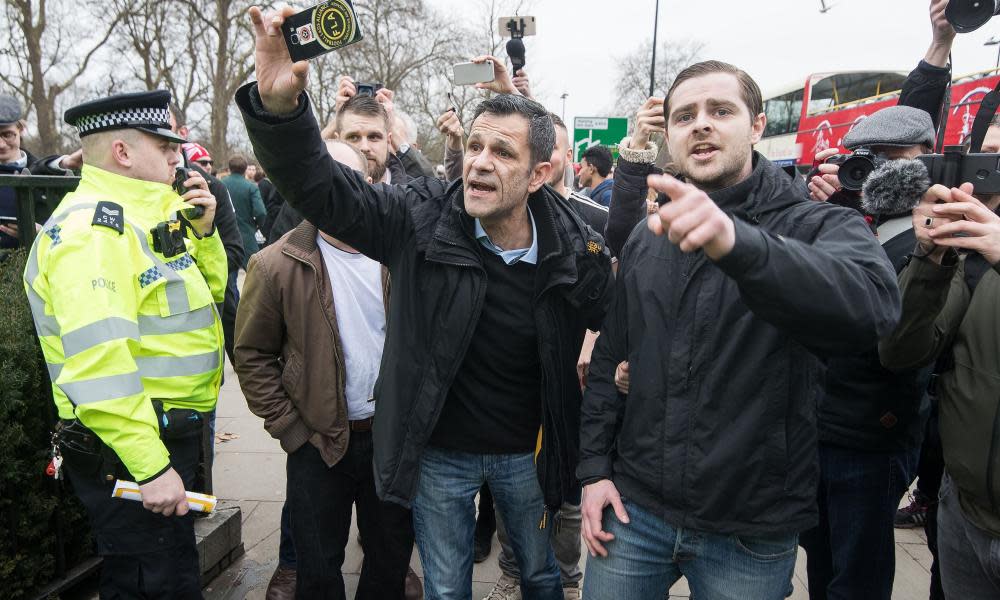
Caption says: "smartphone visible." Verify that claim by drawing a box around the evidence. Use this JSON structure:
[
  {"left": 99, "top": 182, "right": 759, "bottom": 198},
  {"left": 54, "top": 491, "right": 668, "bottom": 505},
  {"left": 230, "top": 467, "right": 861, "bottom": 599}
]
[
  {"left": 282, "top": 0, "right": 365, "bottom": 62},
  {"left": 498, "top": 16, "right": 537, "bottom": 37},
  {"left": 173, "top": 167, "right": 205, "bottom": 220},
  {"left": 355, "top": 82, "right": 383, "bottom": 97},
  {"left": 453, "top": 62, "right": 495, "bottom": 86}
]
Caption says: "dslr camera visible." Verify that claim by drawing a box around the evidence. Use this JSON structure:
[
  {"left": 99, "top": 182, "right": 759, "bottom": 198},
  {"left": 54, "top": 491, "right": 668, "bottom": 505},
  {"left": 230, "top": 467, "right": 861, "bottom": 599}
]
[{"left": 825, "top": 148, "right": 888, "bottom": 192}]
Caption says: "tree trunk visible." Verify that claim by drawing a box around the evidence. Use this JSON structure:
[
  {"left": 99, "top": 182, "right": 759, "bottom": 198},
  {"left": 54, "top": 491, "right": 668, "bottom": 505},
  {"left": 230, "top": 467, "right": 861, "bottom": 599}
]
[
  {"left": 22, "top": 1, "right": 59, "bottom": 154},
  {"left": 210, "top": 0, "right": 232, "bottom": 160}
]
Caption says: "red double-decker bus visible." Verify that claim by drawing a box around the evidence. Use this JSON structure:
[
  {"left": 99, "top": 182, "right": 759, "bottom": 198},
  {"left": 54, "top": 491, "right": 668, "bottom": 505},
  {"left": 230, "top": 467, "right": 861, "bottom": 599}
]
[{"left": 756, "top": 68, "right": 1000, "bottom": 171}]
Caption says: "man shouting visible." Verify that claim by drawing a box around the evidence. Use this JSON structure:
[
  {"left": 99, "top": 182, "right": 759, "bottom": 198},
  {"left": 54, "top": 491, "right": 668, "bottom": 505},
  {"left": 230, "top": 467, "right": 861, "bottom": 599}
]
[{"left": 238, "top": 7, "right": 612, "bottom": 600}]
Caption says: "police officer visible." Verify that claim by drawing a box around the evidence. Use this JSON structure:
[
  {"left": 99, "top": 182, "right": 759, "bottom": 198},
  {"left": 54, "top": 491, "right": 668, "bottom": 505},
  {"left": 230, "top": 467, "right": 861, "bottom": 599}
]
[{"left": 23, "top": 90, "right": 226, "bottom": 598}]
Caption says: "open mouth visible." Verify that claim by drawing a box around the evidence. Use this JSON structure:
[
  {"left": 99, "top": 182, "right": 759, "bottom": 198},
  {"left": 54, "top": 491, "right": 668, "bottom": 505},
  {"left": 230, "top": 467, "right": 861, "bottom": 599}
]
[
  {"left": 690, "top": 143, "right": 719, "bottom": 161},
  {"left": 468, "top": 180, "right": 497, "bottom": 195}
]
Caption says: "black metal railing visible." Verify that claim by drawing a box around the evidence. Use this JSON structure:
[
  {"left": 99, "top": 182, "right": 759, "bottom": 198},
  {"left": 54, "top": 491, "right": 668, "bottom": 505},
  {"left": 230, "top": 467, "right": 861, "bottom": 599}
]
[{"left": 0, "top": 174, "right": 81, "bottom": 247}]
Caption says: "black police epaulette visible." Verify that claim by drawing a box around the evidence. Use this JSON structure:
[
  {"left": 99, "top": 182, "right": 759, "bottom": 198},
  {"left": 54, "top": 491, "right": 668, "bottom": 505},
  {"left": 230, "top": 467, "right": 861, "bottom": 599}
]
[{"left": 92, "top": 201, "right": 125, "bottom": 234}]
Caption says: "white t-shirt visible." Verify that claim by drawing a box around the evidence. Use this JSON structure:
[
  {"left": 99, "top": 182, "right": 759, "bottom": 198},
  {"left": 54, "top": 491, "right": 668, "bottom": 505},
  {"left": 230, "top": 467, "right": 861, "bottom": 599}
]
[{"left": 316, "top": 234, "right": 385, "bottom": 420}]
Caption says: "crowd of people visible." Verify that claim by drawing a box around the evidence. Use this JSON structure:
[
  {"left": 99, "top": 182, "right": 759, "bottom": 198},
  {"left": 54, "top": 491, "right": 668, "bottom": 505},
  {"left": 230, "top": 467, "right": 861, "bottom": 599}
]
[{"left": 5, "top": 0, "right": 1000, "bottom": 599}]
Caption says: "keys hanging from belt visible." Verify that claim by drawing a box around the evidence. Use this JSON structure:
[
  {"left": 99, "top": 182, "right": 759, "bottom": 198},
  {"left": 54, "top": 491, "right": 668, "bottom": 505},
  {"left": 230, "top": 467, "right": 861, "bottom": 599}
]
[{"left": 45, "top": 432, "right": 63, "bottom": 480}]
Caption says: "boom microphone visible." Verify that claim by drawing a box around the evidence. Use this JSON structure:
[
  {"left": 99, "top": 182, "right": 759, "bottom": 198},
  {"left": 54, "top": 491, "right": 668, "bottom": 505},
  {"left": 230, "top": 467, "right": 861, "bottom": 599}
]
[{"left": 860, "top": 159, "right": 931, "bottom": 216}]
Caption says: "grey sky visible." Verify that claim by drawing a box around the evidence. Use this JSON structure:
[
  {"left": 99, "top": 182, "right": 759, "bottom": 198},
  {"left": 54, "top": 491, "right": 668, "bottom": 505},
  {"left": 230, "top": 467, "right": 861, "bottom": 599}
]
[{"left": 432, "top": 0, "right": 1000, "bottom": 127}]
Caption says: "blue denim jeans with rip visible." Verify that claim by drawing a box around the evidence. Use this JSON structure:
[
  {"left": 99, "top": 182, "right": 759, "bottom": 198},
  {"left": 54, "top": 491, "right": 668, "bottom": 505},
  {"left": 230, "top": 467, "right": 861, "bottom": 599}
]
[
  {"left": 412, "top": 446, "right": 561, "bottom": 600},
  {"left": 583, "top": 498, "right": 798, "bottom": 600}
]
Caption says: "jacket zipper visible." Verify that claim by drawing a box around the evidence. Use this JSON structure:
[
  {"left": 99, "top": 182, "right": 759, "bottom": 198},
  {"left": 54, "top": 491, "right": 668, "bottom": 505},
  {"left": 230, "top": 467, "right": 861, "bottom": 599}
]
[{"left": 425, "top": 241, "right": 487, "bottom": 429}]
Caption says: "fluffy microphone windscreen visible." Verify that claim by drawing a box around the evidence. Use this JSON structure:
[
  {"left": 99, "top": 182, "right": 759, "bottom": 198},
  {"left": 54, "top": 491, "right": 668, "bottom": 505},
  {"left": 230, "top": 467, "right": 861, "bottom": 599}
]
[{"left": 861, "top": 159, "right": 931, "bottom": 216}]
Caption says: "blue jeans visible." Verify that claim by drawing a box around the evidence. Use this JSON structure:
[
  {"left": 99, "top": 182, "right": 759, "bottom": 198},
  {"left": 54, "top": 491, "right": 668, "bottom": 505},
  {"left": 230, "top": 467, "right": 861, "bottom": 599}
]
[
  {"left": 583, "top": 499, "right": 797, "bottom": 600},
  {"left": 799, "top": 442, "right": 919, "bottom": 600},
  {"left": 938, "top": 473, "right": 1000, "bottom": 598},
  {"left": 412, "top": 446, "right": 561, "bottom": 600}
]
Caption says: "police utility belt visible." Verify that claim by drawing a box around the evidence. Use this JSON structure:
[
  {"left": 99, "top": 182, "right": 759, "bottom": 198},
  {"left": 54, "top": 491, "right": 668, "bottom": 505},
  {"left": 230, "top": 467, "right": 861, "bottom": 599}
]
[{"left": 53, "top": 401, "right": 207, "bottom": 482}]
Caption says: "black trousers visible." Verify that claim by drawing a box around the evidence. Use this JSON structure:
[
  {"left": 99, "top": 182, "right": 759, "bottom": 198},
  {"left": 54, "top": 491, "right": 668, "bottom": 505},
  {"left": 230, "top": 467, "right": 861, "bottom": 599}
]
[
  {"left": 65, "top": 431, "right": 203, "bottom": 599},
  {"left": 917, "top": 397, "right": 946, "bottom": 600},
  {"left": 286, "top": 434, "right": 414, "bottom": 600}
]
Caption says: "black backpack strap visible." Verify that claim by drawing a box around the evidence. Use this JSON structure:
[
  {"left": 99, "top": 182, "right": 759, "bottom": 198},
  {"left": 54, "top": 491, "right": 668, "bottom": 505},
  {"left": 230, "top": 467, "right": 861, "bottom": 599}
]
[{"left": 969, "top": 79, "right": 1000, "bottom": 152}]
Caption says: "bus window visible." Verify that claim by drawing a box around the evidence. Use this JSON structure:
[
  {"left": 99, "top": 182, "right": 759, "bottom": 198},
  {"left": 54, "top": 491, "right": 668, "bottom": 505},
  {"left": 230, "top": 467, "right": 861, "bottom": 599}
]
[
  {"left": 764, "top": 88, "right": 804, "bottom": 138},
  {"left": 808, "top": 72, "right": 906, "bottom": 114}
]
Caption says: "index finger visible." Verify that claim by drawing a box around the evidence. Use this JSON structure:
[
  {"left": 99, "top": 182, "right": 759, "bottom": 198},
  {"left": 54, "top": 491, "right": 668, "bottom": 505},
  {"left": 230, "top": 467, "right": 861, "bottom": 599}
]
[
  {"left": 647, "top": 173, "right": 691, "bottom": 198},
  {"left": 933, "top": 200, "right": 995, "bottom": 222},
  {"left": 814, "top": 147, "right": 840, "bottom": 161}
]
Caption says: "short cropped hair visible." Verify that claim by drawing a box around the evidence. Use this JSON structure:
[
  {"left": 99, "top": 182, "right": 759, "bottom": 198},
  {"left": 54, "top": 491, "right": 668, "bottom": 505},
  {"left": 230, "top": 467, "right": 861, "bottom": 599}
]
[
  {"left": 665, "top": 60, "right": 763, "bottom": 125},
  {"left": 228, "top": 155, "right": 248, "bottom": 175},
  {"left": 581, "top": 145, "right": 613, "bottom": 177},
  {"left": 472, "top": 94, "right": 555, "bottom": 167},
  {"left": 335, "top": 95, "right": 390, "bottom": 134},
  {"left": 549, "top": 112, "right": 568, "bottom": 134}
]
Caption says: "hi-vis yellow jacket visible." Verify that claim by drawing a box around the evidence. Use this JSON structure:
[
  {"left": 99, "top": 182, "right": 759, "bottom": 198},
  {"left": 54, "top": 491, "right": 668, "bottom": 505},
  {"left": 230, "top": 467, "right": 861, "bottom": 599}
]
[{"left": 24, "top": 165, "right": 226, "bottom": 483}]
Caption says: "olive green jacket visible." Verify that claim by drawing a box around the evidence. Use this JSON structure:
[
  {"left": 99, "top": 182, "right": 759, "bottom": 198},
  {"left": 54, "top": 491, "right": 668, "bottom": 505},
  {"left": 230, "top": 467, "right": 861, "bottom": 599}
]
[{"left": 880, "top": 252, "right": 1000, "bottom": 535}]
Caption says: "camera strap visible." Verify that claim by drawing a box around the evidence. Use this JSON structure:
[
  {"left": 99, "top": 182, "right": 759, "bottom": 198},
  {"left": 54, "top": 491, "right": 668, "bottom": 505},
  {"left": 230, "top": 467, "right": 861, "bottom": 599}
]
[
  {"left": 934, "top": 56, "right": 952, "bottom": 153},
  {"left": 968, "top": 78, "right": 1000, "bottom": 152}
]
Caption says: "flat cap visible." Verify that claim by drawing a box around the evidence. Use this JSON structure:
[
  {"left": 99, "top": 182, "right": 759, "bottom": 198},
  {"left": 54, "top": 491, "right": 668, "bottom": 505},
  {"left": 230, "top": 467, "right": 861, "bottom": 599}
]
[
  {"left": 843, "top": 105, "right": 935, "bottom": 150},
  {"left": 0, "top": 94, "right": 22, "bottom": 125},
  {"left": 64, "top": 90, "right": 185, "bottom": 143}
]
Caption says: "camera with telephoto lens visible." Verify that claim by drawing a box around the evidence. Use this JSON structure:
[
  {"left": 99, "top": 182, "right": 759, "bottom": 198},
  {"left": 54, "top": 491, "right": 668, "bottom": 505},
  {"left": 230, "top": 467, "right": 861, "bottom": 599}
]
[
  {"left": 825, "top": 148, "right": 888, "bottom": 192},
  {"left": 355, "top": 82, "right": 383, "bottom": 98},
  {"left": 946, "top": 0, "right": 1000, "bottom": 33}
]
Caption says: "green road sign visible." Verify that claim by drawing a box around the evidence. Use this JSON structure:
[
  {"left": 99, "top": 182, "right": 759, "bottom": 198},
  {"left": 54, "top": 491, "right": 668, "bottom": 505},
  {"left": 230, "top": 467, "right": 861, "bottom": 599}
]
[{"left": 573, "top": 117, "right": 629, "bottom": 162}]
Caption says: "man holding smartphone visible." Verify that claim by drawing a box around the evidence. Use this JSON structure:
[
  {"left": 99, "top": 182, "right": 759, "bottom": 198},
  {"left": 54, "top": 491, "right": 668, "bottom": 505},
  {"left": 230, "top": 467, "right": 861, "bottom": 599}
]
[{"left": 241, "top": 7, "right": 612, "bottom": 599}]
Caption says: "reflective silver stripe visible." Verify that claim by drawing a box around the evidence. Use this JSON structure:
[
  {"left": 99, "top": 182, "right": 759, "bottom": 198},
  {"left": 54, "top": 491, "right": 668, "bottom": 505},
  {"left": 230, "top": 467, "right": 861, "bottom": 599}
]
[
  {"left": 42, "top": 203, "right": 98, "bottom": 230},
  {"left": 58, "top": 372, "right": 144, "bottom": 405},
  {"left": 47, "top": 362, "right": 62, "bottom": 381},
  {"left": 136, "top": 351, "right": 220, "bottom": 378},
  {"left": 128, "top": 223, "right": 190, "bottom": 314},
  {"left": 137, "top": 305, "right": 215, "bottom": 336},
  {"left": 24, "top": 234, "right": 61, "bottom": 337},
  {"left": 61, "top": 317, "right": 140, "bottom": 357},
  {"left": 26, "top": 286, "right": 60, "bottom": 337}
]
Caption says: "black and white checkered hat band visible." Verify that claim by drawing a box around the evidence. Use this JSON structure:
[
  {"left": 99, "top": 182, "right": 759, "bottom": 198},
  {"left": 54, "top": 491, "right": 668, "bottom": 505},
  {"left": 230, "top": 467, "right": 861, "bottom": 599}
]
[{"left": 74, "top": 107, "right": 170, "bottom": 135}]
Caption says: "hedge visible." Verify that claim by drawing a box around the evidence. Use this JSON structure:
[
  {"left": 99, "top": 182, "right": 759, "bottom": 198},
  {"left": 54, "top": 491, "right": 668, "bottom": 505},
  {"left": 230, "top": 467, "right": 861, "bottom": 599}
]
[{"left": 0, "top": 248, "right": 93, "bottom": 598}]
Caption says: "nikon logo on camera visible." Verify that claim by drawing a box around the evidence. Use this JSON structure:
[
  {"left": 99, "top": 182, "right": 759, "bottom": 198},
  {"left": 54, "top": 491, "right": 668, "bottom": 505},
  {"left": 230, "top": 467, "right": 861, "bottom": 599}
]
[{"left": 312, "top": 0, "right": 360, "bottom": 50}]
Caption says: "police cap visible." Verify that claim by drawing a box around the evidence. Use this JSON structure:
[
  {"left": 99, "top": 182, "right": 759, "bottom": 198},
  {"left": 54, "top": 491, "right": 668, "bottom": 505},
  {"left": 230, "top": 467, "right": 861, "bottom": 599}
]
[{"left": 64, "top": 90, "right": 185, "bottom": 143}]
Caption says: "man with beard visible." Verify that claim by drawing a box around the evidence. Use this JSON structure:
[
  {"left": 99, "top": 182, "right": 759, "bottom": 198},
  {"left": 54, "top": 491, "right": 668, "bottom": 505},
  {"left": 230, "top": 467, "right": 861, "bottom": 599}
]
[{"left": 577, "top": 60, "right": 900, "bottom": 599}]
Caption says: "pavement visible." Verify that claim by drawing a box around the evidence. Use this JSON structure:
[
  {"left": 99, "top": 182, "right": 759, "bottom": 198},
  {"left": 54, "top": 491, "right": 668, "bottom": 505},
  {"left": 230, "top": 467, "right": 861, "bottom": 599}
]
[{"left": 203, "top": 353, "right": 936, "bottom": 600}]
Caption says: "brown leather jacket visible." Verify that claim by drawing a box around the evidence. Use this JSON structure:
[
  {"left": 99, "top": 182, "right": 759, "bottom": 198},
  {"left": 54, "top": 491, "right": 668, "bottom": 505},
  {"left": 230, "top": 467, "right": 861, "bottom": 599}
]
[{"left": 234, "top": 221, "right": 389, "bottom": 466}]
